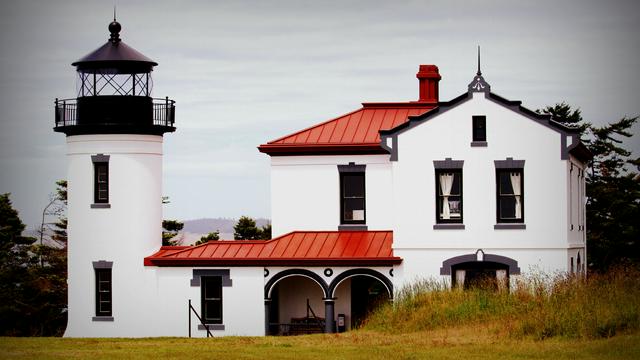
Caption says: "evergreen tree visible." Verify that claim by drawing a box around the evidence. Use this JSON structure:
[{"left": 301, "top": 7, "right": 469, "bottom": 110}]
[
  {"left": 162, "top": 220, "right": 184, "bottom": 246},
  {"left": 540, "top": 104, "right": 639, "bottom": 270},
  {"left": 233, "top": 216, "right": 261, "bottom": 240},
  {"left": 194, "top": 231, "right": 220, "bottom": 246}
]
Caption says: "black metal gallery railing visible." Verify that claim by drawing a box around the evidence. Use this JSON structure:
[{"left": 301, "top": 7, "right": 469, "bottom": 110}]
[{"left": 54, "top": 96, "right": 175, "bottom": 128}]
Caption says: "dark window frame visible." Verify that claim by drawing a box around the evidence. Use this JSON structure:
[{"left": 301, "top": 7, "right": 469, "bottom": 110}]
[
  {"left": 472, "top": 115, "right": 487, "bottom": 142},
  {"left": 496, "top": 168, "right": 525, "bottom": 223},
  {"left": 91, "top": 154, "right": 110, "bottom": 207},
  {"left": 339, "top": 167, "right": 366, "bottom": 225},
  {"left": 435, "top": 169, "right": 463, "bottom": 224},
  {"left": 201, "top": 276, "right": 223, "bottom": 325},
  {"left": 92, "top": 261, "right": 113, "bottom": 321}
]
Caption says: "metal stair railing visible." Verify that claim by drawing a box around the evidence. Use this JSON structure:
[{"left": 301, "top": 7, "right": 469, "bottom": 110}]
[{"left": 188, "top": 299, "right": 213, "bottom": 338}]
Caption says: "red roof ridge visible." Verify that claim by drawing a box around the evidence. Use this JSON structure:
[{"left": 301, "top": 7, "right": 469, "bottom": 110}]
[
  {"left": 263, "top": 107, "right": 364, "bottom": 145},
  {"left": 361, "top": 101, "right": 436, "bottom": 108}
]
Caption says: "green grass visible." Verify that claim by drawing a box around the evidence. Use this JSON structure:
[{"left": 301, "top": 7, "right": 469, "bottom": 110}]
[
  {"left": 1, "top": 268, "right": 639, "bottom": 359},
  {"left": 1, "top": 329, "right": 639, "bottom": 360},
  {"left": 364, "top": 266, "right": 640, "bottom": 339}
]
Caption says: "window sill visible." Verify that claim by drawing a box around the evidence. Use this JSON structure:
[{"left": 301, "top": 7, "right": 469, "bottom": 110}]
[
  {"left": 433, "top": 224, "right": 465, "bottom": 230},
  {"left": 338, "top": 224, "right": 368, "bottom": 231},
  {"left": 91, "top": 203, "right": 111, "bottom": 209},
  {"left": 198, "top": 324, "right": 225, "bottom": 331},
  {"left": 92, "top": 316, "right": 114, "bottom": 322},
  {"left": 494, "top": 224, "right": 526, "bottom": 230},
  {"left": 470, "top": 141, "right": 488, "bottom": 147}
]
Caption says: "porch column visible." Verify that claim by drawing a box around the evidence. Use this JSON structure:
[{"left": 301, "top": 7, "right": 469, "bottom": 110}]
[
  {"left": 264, "top": 298, "right": 271, "bottom": 335},
  {"left": 324, "top": 298, "right": 336, "bottom": 333}
]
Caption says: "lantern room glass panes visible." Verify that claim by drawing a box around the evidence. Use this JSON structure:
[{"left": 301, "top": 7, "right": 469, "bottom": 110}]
[
  {"left": 77, "top": 71, "right": 153, "bottom": 97},
  {"left": 341, "top": 173, "right": 366, "bottom": 224}
]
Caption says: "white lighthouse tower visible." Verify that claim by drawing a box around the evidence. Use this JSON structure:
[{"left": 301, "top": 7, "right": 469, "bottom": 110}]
[{"left": 54, "top": 18, "right": 175, "bottom": 337}]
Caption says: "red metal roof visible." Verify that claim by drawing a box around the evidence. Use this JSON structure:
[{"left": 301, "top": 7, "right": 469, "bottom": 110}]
[
  {"left": 258, "top": 102, "right": 436, "bottom": 155},
  {"left": 144, "top": 231, "right": 401, "bottom": 267}
]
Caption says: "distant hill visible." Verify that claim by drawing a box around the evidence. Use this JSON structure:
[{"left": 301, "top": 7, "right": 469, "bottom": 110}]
[{"left": 181, "top": 217, "right": 271, "bottom": 243}]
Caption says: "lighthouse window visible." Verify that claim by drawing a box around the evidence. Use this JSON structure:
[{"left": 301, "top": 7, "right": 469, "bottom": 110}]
[
  {"left": 91, "top": 154, "right": 110, "bottom": 207},
  {"left": 201, "top": 276, "right": 223, "bottom": 324},
  {"left": 92, "top": 260, "right": 113, "bottom": 321}
]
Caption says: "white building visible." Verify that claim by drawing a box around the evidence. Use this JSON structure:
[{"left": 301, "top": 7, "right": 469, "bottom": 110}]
[{"left": 56, "top": 21, "right": 590, "bottom": 337}]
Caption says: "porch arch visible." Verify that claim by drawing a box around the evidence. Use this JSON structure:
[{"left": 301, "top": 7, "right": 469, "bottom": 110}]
[
  {"left": 439, "top": 252, "right": 521, "bottom": 276},
  {"left": 264, "top": 269, "right": 329, "bottom": 299},
  {"left": 328, "top": 269, "right": 394, "bottom": 299}
]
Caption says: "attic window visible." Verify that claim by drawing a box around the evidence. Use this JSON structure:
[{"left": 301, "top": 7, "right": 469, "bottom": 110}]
[{"left": 471, "top": 116, "right": 487, "bottom": 147}]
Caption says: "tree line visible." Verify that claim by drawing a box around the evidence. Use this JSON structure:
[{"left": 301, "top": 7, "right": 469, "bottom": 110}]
[{"left": 0, "top": 103, "right": 637, "bottom": 335}]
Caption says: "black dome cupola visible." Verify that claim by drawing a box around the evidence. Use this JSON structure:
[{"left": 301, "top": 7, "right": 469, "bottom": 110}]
[{"left": 54, "top": 18, "right": 175, "bottom": 136}]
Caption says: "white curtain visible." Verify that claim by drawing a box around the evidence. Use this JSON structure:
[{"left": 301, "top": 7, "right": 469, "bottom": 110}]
[
  {"left": 510, "top": 172, "right": 522, "bottom": 219},
  {"left": 440, "top": 173, "right": 454, "bottom": 219}
]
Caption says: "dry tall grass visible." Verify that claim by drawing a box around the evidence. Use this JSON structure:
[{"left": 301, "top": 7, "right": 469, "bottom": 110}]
[{"left": 363, "top": 266, "right": 640, "bottom": 339}]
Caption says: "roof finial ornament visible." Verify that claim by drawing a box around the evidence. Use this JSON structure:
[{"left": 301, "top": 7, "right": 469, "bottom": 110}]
[
  {"left": 108, "top": 8, "right": 121, "bottom": 44},
  {"left": 468, "top": 46, "right": 490, "bottom": 93},
  {"left": 477, "top": 45, "right": 482, "bottom": 76}
]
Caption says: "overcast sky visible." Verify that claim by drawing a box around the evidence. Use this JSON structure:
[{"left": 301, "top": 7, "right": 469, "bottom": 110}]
[{"left": 1, "top": 0, "right": 639, "bottom": 230}]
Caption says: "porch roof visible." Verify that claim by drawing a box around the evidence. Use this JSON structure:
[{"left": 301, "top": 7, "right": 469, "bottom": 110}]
[{"left": 144, "top": 231, "right": 401, "bottom": 267}]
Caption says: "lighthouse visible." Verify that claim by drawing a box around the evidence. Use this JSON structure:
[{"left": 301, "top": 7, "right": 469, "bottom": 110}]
[{"left": 55, "top": 18, "right": 175, "bottom": 337}]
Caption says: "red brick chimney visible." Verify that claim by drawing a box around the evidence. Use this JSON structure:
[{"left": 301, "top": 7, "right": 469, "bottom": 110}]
[{"left": 416, "top": 65, "right": 441, "bottom": 103}]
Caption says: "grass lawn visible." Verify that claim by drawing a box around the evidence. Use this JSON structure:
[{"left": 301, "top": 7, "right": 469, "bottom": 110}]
[{"left": 1, "top": 325, "right": 639, "bottom": 360}]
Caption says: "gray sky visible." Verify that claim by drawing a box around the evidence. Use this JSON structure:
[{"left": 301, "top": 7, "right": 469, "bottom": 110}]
[{"left": 1, "top": 0, "right": 639, "bottom": 230}]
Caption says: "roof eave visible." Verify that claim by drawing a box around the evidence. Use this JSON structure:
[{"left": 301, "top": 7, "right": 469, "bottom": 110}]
[
  {"left": 258, "top": 143, "right": 388, "bottom": 156},
  {"left": 144, "top": 257, "right": 403, "bottom": 267}
]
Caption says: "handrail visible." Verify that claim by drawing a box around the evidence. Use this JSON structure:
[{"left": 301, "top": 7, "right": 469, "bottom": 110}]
[
  {"left": 306, "top": 299, "right": 324, "bottom": 332},
  {"left": 188, "top": 299, "right": 213, "bottom": 338},
  {"left": 53, "top": 97, "right": 176, "bottom": 128}
]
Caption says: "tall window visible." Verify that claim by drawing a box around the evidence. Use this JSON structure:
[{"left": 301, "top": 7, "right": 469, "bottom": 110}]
[
  {"left": 91, "top": 154, "right": 110, "bottom": 206},
  {"left": 472, "top": 116, "right": 486, "bottom": 142},
  {"left": 436, "top": 170, "right": 463, "bottom": 223},
  {"left": 340, "top": 172, "right": 366, "bottom": 224},
  {"left": 201, "top": 276, "right": 223, "bottom": 324},
  {"left": 95, "top": 268, "right": 112, "bottom": 317},
  {"left": 496, "top": 169, "right": 524, "bottom": 222}
]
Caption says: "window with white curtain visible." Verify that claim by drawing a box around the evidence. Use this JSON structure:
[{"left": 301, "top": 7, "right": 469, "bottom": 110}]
[
  {"left": 436, "top": 169, "right": 462, "bottom": 223},
  {"left": 496, "top": 169, "right": 524, "bottom": 222}
]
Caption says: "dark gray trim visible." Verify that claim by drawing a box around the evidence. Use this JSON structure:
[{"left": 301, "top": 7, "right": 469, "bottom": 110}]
[
  {"left": 92, "top": 316, "right": 114, "bottom": 322},
  {"left": 264, "top": 268, "right": 269, "bottom": 277},
  {"left": 494, "top": 157, "right": 525, "bottom": 169},
  {"left": 337, "top": 162, "right": 366, "bottom": 173},
  {"left": 440, "top": 252, "right": 521, "bottom": 275},
  {"left": 378, "top": 87, "right": 588, "bottom": 163},
  {"left": 338, "top": 225, "right": 368, "bottom": 231},
  {"left": 468, "top": 75, "right": 491, "bottom": 93},
  {"left": 328, "top": 268, "right": 393, "bottom": 299},
  {"left": 198, "top": 324, "right": 225, "bottom": 331},
  {"left": 433, "top": 224, "right": 465, "bottom": 230},
  {"left": 433, "top": 158, "right": 464, "bottom": 169},
  {"left": 91, "top": 154, "right": 110, "bottom": 163},
  {"left": 190, "top": 269, "right": 232, "bottom": 287},
  {"left": 90, "top": 203, "right": 111, "bottom": 209},
  {"left": 470, "top": 141, "right": 488, "bottom": 147},
  {"left": 264, "top": 269, "right": 329, "bottom": 299},
  {"left": 379, "top": 93, "right": 471, "bottom": 162},
  {"left": 92, "top": 260, "right": 113, "bottom": 269},
  {"left": 494, "top": 224, "right": 526, "bottom": 230},
  {"left": 324, "top": 268, "right": 333, "bottom": 277}
]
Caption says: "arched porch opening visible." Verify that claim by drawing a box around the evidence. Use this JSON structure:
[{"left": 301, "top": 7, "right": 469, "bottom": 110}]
[
  {"left": 264, "top": 269, "right": 329, "bottom": 335},
  {"left": 328, "top": 269, "right": 393, "bottom": 331}
]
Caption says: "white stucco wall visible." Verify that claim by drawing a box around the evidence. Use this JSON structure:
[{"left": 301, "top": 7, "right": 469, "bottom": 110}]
[
  {"left": 65, "top": 134, "right": 164, "bottom": 337},
  {"left": 270, "top": 155, "right": 393, "bottom": 237}
]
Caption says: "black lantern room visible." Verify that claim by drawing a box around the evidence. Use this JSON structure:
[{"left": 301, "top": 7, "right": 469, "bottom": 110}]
[{"left": 54, "top": 19, "right": 175, "bottom": 136}]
